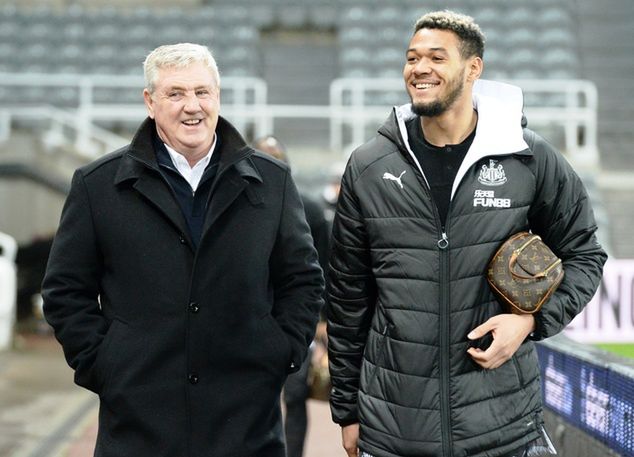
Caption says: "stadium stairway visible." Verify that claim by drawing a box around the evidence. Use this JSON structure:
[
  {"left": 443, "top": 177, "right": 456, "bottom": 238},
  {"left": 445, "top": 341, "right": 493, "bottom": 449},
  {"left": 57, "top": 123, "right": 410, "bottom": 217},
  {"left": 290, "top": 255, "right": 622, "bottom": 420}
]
[
  {"left": 578, "top": 0, "right": 634, "bottom": 172},
  {"left": 577, "top": 0, "right": 634, "bottom": 258},
  {"left": 0, "top": 132, "right": 76, "bottom": 245}
]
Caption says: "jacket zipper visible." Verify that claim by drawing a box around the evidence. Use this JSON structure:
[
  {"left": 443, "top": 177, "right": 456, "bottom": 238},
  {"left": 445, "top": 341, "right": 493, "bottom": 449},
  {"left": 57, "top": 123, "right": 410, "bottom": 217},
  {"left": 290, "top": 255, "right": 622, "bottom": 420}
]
[
  {"left": 407, "top": 153, "right": 453, "bottom": 456},
  {"left": 437, "top": 229, "right": 453, "bottom": 457},
  {"left": 396, "top": 120, "right": 455, "bottom": 456},
  {"left": 407, "top": 161, "right": 454, "bottom": 457}
]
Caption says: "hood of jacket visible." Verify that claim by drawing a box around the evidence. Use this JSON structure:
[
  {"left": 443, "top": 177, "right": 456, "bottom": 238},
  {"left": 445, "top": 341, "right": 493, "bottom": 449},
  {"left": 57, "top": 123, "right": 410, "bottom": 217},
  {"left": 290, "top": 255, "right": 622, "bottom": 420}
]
[{"left": 377, "top": 79, "right": 530, "bottom": 199}]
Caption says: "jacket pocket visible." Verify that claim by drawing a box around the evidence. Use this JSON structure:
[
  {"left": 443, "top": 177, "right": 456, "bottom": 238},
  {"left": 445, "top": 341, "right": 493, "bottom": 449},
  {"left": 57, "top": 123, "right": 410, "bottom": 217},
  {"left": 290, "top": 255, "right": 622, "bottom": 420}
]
[
  {"left": 365, "top": 324, "right": 389, "bottom": 388},
  {"left": 259, "top": 314, "right": 292, "bottom": 372},
  {"left": 93, "top": 319, "right": 124, "bottom": 396},
  {"left": 512, "top": 353, "right": 525, "bottom": 387}
]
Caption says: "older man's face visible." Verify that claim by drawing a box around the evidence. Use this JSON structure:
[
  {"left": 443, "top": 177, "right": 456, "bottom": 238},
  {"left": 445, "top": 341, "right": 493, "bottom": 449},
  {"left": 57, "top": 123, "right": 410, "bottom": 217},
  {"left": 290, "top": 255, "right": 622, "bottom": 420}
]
[{"left": 144, "top": 62, "right": 219, "bottom": 159}]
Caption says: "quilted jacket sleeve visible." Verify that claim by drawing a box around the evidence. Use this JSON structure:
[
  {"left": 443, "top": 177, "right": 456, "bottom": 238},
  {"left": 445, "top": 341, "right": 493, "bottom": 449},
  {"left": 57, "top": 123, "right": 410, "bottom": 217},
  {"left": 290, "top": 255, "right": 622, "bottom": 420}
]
[
  {"left": 525, "top": 130, "right": 608, "bottom": 340},
  {"left": 326, "top": 155, "right": 377, "bottom": 425}
]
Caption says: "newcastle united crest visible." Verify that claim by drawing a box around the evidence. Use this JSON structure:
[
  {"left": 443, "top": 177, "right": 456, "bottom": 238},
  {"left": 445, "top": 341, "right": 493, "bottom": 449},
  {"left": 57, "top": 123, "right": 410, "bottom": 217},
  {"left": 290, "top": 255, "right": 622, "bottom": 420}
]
[{"left": 478, "top": 160, "right": 507, "bottom": 186}]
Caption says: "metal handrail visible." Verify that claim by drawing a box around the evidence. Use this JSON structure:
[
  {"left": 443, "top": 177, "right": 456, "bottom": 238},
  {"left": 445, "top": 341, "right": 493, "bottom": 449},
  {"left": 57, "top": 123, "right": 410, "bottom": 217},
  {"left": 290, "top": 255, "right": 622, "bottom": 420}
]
[
  {"left": 0, "top": 72, "right": 268, "bottom": 157},
  {"left": 329, "top": 77, "right": 599, "bottom": 165},
  {"left": 0, "top": 73, "right": 599, "bottom": 165}
]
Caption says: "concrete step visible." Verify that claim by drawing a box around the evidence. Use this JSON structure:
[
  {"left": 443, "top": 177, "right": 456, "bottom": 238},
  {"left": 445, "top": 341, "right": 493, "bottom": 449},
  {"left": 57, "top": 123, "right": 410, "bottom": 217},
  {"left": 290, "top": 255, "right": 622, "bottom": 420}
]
[
  {"left": 579, "top": 22, "right": 634, "bottom": 36},
  {"left": 581, "top": 56, "right": 634, "bottom": 72},
  {"left": 578, "top": 2, "right": 634, "bottom": 17}
]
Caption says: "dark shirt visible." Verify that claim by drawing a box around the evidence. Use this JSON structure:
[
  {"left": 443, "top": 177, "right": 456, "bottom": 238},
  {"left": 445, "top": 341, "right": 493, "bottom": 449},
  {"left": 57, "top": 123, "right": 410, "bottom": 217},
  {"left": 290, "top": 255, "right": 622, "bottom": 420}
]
[
  {"left": 406, "top": 117, "right": 475, "bottom": 229},
  {"left": 153, "top": 133, "right": 221, "bottom": 249}
]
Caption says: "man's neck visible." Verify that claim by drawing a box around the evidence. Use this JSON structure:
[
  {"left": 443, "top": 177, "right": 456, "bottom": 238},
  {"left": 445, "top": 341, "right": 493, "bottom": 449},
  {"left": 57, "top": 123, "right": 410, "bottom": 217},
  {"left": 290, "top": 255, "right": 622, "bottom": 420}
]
[
  {"left": 182, "top": 150, "right": 210, "bottom": 168},
  {"left": 162, "top": 134, "right": 217, "bottom": 168},
  {"left": 420, "top": 105, "right": 477, "bottom": 147}
]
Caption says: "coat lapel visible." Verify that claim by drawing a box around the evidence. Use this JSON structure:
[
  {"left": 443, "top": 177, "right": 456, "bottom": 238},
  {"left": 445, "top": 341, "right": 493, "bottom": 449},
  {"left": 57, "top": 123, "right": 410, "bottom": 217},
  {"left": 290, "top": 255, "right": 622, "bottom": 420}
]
[
  {"left": 200, "top": 117, "right": 262, "bottom": 238},
  {"left": 133, "top": 173, "right": 193, "bottom": 248},
  {"left": 115, "top": 115, "right": 260, "bottom": 249},
  {"left": 202, "top": 168, "right": 248, "bottom": 235},
  {"left": 114, "top": 118, "right": 194, "bottom": 249}
]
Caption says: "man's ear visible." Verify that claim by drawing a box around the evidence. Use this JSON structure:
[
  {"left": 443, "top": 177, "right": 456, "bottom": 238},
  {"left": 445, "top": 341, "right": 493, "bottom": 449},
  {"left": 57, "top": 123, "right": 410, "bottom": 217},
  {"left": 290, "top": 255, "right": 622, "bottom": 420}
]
[
  {"left": 467, "top": 56, "right": 483, "bottom": 82},
  {"left": 143, "top": 88, "right": 155, "bottom": 119}
]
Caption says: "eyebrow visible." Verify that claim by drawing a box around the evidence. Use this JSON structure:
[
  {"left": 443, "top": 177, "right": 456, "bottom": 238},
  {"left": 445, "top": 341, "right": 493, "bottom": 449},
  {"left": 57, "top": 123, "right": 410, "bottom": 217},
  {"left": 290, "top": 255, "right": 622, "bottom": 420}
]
[
  {"left": 165, "top": 84, "right": 213, "bottom": 92},
  {"left": 406, "top": 46, "right": 449, "bottom": 54}
]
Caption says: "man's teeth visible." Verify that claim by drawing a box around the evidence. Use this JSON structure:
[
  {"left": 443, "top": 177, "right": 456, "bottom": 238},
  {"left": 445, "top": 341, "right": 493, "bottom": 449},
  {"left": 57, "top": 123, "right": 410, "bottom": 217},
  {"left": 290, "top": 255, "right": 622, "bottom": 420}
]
[
  {"left": 183, "top": 119, "right": 201, "bottom": 125},
  {"left": 415, "top": 83, "right": 436, "bottom": 89}
]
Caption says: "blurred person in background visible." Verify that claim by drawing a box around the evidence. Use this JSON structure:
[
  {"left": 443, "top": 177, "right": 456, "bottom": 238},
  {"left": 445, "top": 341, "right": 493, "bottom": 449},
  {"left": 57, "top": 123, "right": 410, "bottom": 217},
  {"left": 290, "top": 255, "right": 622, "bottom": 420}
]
[
  {"left": 253, "top": 135, "right": 330, "bottom": 457},
  {"left": 42, "top": 43, "right": 323, "bottom": 457},
  {"left": 321, "top": 161, "right": 345, "bottom": 225},
  {"left": 327, "top": 11, "right": 607, "bottom": 457},
  {"left": 15, "top": 235, "right": 53, "bottom": 324}
]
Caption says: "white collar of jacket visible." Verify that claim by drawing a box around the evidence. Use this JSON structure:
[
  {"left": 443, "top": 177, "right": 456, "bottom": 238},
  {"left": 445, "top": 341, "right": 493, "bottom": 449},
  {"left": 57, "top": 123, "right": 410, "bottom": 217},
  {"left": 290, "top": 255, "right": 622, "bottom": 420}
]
[{"left": 394, "top": 79, "right": 529, "bottom": 200}]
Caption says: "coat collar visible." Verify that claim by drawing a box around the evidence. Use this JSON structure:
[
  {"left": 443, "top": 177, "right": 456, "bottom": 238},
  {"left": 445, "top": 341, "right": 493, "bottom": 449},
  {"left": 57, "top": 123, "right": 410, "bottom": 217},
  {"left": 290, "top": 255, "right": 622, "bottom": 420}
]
[
  {"left": 114, "top": 116, "right": 262, "bottom": 186},
  {"left": 112, "top": 116, "right": 262, "bottom": 249}
]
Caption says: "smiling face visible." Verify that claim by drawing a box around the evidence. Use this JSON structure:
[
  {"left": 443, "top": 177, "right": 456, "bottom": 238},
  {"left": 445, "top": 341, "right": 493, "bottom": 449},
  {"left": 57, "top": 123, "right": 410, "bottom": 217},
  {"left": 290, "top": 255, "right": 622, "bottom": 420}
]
[
  {"left": 403, "top": 28, "right": 480, "bottom": 117},
  {"left": 143, "top": 61, "right": 219, "bottom": 160}
]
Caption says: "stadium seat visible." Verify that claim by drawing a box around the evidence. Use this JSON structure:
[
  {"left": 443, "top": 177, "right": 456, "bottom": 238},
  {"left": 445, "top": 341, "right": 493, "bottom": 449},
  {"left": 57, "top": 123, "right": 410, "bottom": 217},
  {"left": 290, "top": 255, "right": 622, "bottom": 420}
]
[
  {"left": 506, "top": 27, "right": 537, "bottom": 47},
  {"left": 340, "top": 26, "right": 371, "bottom": 44},
  {"left": 376, "top": 6, "right": 401, "bottom": 26},
  {"left": 538, "top": 28, "right": 575, "bottom": 48},
  {"left": 543, "top": 47, "right": 579, "bottom": 71},
  {"left": 539, "top": 6, "right": 574, "bottom": 28},
  {"left": 0, "top": 0, "right": 584, "bottom": 105},
  {"left": 308, "top": 5, "right": 338, "bottom": 30},
  {"left": 340, "top": 6, "right": 371, "bottom": 25},
  {"left": 340, "top": 46, "right": 372, "bottom": 65},
  {"left": 506, "top": 7, "right": 533, "bottom": 28}
]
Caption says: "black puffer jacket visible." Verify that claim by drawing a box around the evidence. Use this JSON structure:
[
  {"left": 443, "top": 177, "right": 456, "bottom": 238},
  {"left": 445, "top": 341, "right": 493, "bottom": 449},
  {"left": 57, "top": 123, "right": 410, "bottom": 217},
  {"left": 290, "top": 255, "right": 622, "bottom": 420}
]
[{"left": 327, "top": 83, "right": 607, "bottom": 457}]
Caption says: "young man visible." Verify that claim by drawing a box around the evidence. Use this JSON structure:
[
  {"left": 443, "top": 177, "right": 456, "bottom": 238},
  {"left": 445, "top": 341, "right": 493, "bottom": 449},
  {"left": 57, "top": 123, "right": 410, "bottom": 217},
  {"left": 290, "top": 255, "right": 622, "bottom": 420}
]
[
  {"left": 42, "top": 43, "right": 323, "bottom": 457},
  {"left": 327, "top": 11, "right": 607, "bottom": 457}
]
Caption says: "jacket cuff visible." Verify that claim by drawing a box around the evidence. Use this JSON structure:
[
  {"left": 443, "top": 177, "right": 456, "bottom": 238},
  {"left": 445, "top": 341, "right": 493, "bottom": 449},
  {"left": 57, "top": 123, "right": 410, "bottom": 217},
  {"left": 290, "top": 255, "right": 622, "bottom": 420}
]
[
  {"left": 528, "top": 312, "right": 545, "bottom": 341},
  {"left": 338, "top": 418, "right": 360, "bottom": 427},
  {"left": 286, "top": 341, "right": 307, "bottom": 374}
]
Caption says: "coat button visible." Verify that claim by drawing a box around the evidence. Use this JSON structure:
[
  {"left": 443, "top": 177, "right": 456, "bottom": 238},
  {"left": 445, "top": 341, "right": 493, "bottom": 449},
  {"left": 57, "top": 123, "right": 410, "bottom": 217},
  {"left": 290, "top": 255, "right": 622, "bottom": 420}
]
[
  {"left": 188, "top": 302, "right": 200, "bottom": 313},
  {"left": 188, "top": 373, "right": 199, "bottom": 384},
  {"left": 179, "top": 234, "right": 187, "bottom": 244}
]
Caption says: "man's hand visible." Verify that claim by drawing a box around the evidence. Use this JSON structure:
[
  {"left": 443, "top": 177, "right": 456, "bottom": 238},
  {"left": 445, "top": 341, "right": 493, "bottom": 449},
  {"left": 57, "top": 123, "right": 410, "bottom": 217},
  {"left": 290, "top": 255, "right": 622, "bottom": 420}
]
[
  {"left": 466, "top": 314, "right": 535, "bottom": 369},
  {"left": 341, "top": 423, "right": 360, "bottom": 457},
  {"left": 315, "top": 321, "right": 328, "bottom": 346}
]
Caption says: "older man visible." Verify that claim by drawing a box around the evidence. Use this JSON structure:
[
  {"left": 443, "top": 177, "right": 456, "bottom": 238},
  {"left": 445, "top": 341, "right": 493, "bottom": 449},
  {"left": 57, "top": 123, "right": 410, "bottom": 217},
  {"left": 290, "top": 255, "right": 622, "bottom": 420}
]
[{"left": 43, "top": 43, "right": 323, "bottom": 457}]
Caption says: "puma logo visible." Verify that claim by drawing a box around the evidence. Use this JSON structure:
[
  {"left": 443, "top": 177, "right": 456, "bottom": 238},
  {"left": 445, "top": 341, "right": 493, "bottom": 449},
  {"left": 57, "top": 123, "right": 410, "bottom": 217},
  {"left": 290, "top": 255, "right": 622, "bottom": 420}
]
[{"left": 382, "top": 171, "right": 406, "bottom": 189}]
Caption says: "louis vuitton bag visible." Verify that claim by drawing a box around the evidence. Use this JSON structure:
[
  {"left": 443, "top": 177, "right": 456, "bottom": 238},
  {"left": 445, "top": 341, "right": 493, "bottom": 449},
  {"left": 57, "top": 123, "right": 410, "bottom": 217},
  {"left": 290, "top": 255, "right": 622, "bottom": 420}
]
[{"left": 487, "top": 232, "right": 564, "bottom": 314}]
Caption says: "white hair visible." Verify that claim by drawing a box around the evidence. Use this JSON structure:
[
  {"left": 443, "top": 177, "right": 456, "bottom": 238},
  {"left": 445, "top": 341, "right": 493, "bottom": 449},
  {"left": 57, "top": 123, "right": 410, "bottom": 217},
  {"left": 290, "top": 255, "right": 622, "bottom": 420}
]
[{"left": 143, "top": 43, "right": 220, "bottom": 93}]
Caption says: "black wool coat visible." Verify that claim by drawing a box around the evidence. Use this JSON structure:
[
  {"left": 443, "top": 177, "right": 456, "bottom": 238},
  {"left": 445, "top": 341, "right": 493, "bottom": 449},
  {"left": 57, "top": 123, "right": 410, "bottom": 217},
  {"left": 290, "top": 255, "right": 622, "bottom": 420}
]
[{"left": 42, "top": 117, "right": 324, "bottom": 457}]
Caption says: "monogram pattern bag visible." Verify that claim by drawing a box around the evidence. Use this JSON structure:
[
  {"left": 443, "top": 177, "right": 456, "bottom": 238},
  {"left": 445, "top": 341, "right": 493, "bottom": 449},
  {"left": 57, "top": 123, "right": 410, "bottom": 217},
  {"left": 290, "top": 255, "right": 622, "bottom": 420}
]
[{"left": 487, "top": 232, "right": 564, "bottom": 314}]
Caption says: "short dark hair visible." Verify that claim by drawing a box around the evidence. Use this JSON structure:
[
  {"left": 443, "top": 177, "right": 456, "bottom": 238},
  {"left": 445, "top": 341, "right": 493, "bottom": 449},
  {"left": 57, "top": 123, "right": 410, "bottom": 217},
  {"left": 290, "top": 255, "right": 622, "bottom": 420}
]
[
  {"left": 413, "top": 10, "right": 485, "bottom": 59},
  {"left": 253, "top": 135, "right": 289, "bottom": 164}
]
